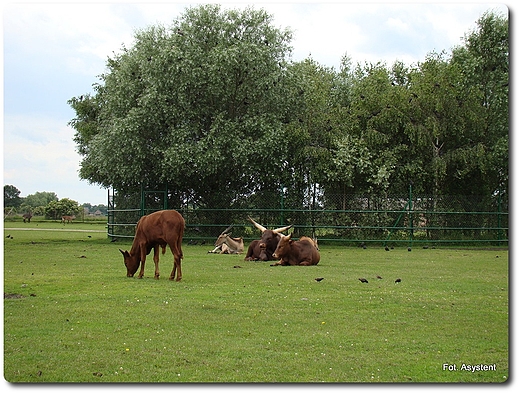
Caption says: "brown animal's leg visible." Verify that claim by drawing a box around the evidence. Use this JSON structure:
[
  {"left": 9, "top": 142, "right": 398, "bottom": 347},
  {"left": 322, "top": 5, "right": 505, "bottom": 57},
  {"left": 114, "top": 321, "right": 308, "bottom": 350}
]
[
  {"left": 270, "top": 259, "right": 284, "bottom": 266},
  {"left": 169, "top": 244, "right": 183, "bottom": 281},
  {"left": 153, "top": 245, "right": 160, "bottom": 279},
  {"left": 299, "top": 261, "right": 313, "bottom": 266},
  {"left": 138, "top": 243, "right": 147, "bottom": 279}
]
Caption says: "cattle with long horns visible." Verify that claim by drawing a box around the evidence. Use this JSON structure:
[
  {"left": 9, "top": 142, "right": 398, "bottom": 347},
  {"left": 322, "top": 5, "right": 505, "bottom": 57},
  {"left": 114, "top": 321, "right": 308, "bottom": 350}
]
[{"left": 244, "top": 217, "right": 292, "bottom": 261}]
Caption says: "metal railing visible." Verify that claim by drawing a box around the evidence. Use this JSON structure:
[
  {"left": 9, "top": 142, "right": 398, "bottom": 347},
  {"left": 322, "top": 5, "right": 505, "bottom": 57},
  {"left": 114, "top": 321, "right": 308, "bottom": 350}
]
[{"left": 107, "top": 188, "right": 508, "bottom": 246}]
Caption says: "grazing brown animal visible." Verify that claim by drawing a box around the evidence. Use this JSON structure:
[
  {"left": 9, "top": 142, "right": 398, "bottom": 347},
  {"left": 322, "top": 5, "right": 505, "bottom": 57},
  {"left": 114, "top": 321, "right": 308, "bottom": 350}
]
[
  {"left": 270, "top": 234, "right": 320, "bottom": 266},
  {"left": 22, "top": 213, "right": 32, "bottom": 223},
  {"left": 119, "top": 210, "right": 185, "bottom": 281},
  {"left": 245, "top": 217, "right": 292, "bottom": 261},
  {"left": 61, "top": 215, "right": 75, "bottom": 223}
]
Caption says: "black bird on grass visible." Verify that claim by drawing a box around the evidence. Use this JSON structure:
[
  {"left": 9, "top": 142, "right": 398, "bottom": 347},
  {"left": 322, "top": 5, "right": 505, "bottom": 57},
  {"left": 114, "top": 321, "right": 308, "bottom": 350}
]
[
  {"left": 358, "top": 278, "right": 369, "bottom": 283},
  {"left": 315, "top": 277, "right": 324, "bottom": 282},
  {"left": 376, "top": 275, "right": 383, "bottom": 280},
  {"left": 395, "top": 278, "right": 402, "bottom": 283},
  {"left": 385, "top": 246, "right": 390, "bottom": 251}
]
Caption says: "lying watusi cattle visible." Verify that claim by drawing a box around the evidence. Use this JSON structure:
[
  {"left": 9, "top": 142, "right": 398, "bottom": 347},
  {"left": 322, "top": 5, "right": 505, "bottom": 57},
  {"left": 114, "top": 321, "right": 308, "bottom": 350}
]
[
  {"left": 271, "top": 234, "right": 320, "bottom": 266},
  {"left": 119, "top": 210, "right": 184, "bottom": 281},
  {"left": 245, "top": 217, "right": 292, "bottom": 261}
]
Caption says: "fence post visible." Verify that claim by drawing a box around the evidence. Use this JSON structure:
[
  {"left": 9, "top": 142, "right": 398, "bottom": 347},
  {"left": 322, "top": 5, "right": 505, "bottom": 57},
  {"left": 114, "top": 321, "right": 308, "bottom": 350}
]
[
  {"left": 163, "top": 182, "right": 169, "bottom": 210},
  {"left": 140, "top": 183, "right": 145, "bottom": 217},
  {"left": 497, "top": 191, "right": 503, "bottom": 243},
  {"left": 408, "top": 182, "right": 414, "bottom": 248},
  {"left": 280, "top": 186, "right": 285, "bottom": 226}
]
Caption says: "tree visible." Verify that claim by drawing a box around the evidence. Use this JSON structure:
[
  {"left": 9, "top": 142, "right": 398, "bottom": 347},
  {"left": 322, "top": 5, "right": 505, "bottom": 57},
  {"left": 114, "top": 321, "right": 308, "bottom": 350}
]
[
  {"left": 450, "top": 11, "right": 509, "bottom": 197},
  {"left": 69, "top": 4, "right": 293, "bottom": 208},
  {"left": 45, "top": 198, "right": 80, "bottom": 220},
  {"left": 4, "top": 185, "right": 22, "bottom": 208},
  {"left": 23, "top": 192, "right": 58, "bottom": 209}
]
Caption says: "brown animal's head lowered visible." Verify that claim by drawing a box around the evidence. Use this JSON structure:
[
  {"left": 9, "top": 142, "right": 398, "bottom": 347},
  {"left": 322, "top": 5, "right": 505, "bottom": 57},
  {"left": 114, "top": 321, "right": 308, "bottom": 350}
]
[{"left": 120, "top": 249, "right": 140, "bottom": 277}]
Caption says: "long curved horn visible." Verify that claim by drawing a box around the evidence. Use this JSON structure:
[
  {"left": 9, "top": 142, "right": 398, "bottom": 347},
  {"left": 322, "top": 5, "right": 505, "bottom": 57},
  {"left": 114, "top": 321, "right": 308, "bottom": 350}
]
[
  {"left": 273, "top": 224, "right": 293, "bottom": 234},
  {"left": 221, "top": 224, "right": 234, "bottom": 235},
  {"left": 248, "top": 216, "right": 267, "bottom": 233}
]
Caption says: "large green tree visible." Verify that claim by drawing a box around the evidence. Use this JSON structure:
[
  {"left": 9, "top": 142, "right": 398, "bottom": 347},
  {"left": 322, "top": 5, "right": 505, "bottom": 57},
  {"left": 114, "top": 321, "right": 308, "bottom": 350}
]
[
  {"left": 69, "top": 6, "right": 507, "bottom": 212},
  {"left": 69, "top": 5, "right": 293, "bottom": 207},
  {"left": 4, "top": 185, "right": 22, "bottom": 208}
]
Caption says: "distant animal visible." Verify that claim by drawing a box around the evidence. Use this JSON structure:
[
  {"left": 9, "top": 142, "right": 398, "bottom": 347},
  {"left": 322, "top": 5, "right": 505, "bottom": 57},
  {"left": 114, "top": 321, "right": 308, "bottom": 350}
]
[
  {"left": 385, "top": 246, "right": 390, "bottom": 251},
  {"left": 244, "top": 217, "right": 292, "bottom": 261},
  {"left": 61, "top": 215, "right": 75, "bottom": 224},
  {"left": 22, "top": 213, "right": 33, "bottom": 223},
  {"left": 376, "top": 275, "right": 383, "bottom": 280},
  {"left": 395, "top": 278, "right": 402, "bottom": 283},
  {"left": 209, "top": 225, "right": 244, "bottom": 254},
  {"left": 270, "top": 234, "right": 320, "bottom": 266},
  {"left": 119, "top": 210, "right": 185, "bottom": 281},
  {"left": 358, "top": 278, "right": 369, "bottom": 283},
  {"left": 315, "top": 277, "right": 324, "bottom": 282}
]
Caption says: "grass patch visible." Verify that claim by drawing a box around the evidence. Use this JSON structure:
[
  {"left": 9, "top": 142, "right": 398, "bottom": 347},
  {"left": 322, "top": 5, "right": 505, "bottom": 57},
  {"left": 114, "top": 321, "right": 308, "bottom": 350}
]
[{"left": 4, "top": 223, "right": 508, "bottom": 382}]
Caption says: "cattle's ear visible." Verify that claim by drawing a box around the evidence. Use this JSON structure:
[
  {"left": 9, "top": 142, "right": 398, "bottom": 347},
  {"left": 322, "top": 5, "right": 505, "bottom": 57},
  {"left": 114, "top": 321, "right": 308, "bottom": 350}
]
[{"left": 119, "top": 249, "right": 128, "bottom": 257}]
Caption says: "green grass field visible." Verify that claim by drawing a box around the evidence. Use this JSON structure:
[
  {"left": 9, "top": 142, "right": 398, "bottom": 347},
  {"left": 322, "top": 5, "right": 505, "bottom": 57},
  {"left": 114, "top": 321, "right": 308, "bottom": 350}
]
[{"left": 3, "top": 222, "right": 509, "bottom": 382}]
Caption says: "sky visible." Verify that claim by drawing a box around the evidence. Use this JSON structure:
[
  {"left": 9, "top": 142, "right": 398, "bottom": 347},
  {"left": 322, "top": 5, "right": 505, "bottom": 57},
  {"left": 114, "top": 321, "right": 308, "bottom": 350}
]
[{"left": 2, "top": 1, "right": 509, "bottom": 206}]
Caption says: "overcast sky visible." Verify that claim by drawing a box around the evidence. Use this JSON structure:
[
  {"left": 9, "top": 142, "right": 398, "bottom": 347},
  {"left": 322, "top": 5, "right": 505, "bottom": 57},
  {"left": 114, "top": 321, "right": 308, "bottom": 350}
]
[{"left": 2, "top": 1, "right": 509, "bottom": 206}]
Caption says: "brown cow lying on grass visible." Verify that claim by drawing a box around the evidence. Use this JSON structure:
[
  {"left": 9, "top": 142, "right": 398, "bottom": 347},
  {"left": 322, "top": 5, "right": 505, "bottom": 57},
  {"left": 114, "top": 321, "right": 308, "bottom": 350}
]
[
  {"left": 245, "top": 217, "right": 292, "bottom": 261},
  {"left": 271, "top": 234, "right": 320, "bottom": 266},
  {"left": 119, "top": 210, "right": 185, "bottom": 281}
]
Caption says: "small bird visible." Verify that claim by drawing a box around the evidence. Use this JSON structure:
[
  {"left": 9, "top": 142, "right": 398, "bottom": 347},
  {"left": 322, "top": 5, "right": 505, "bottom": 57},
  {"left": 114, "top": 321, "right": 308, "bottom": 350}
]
[
  {"left": 395, "top": 278, "right": 402, "bottom": 283},
  {"left": 358, "top": 278, "right": 369, "bottom": 283},
  {"left": 407, "top": 247, "right": 412, "bottom": 252},
  {"left": 385, "top": 246, "right": 390, "bottom": 251},
  {"left": 376, "top": 275, "right": 383, "bottom": 280},
  {"left": 315, "top": 277, "right": 324, "bottom": 282},
  {"left": 233, "top": 265, "right": 242, "bottom": 269}
]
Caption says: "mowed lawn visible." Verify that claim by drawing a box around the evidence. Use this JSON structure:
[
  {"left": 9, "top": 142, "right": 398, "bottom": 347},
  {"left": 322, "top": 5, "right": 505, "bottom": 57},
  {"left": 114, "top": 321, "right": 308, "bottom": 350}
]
[{"left": 4, "top": 222, "right": 508, "bottom": 382}]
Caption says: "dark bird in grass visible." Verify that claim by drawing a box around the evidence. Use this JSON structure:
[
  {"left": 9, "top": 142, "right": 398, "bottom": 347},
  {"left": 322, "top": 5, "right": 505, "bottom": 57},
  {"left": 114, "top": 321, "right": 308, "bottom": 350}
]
[
  {"left": 233, "top": 265, "right": 242, "bottom": 269},
  {"left": 358, "top": 278, "right": 369, "bottom": 283},
  {"left": 376, "top": 275, "right": 383, "bottom": 280},
  {"left": 407, "top": 247, "right": 412, "bottom": 252},
  {"left": 385, "top": 246, "right": 390, "bottom": 251},
  {"left": 315, "top": 277, "right": 324, "bottom": 282},
  {"left": 395, "top": 278, "right": 402, "bottom": 283}
]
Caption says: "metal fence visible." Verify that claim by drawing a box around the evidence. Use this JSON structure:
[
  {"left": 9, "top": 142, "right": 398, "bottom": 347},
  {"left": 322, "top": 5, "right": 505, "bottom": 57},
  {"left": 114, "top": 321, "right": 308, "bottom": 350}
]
[{"left": 107, "top": 187, "right": 508, "bottom": 247}]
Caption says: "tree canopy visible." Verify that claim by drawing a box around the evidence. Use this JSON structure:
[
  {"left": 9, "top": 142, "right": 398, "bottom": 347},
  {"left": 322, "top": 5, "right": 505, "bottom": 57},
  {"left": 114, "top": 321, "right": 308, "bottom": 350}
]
[{"left": 69, "top": 6, "right": 508, "bottom": 210}]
